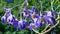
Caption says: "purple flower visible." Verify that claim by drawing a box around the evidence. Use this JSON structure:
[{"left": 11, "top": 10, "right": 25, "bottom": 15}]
[
  {"left": 46, "top": 11, "right": 53, "bottom": 17},
  {"left": 28, "top": 23, "right": 35, "bottom": 30},
  {"left": 28, "top": 15, "right": 42, "bottom": 30},
  {"left": 13, "top": 20, "right": 19, "bottom": 29},
  {"left": 23, "top": 9, "right": 29, "bottom": 18},
  {"left": 7, "top": 15, "right": 16, "bottom": 24},
  {"left": 46, "top": 11, "right": 58, "bottom": 17},
  {"left": 47, "top": 17, "right": 56, "bottom": 26},
  {"left": 4, "top": 8, "right": 11, "bottom": 17},
  {"left": 18, "top": 20, "right": 28, "bottom": 30},
  {"left": 43, "top": 14, "right": 56, "bottom": 26},
  {"left": 1, "top": 16, "right": 6, "bottom": 22},
  {"left": 4, "top": 8, "right": 11, "bottom": 14},
  {"left": 31, "top": 6, "right": 36, "bottom": 13}
]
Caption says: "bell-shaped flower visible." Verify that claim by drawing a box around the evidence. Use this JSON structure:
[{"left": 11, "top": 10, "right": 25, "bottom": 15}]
[
  {"left": 23, "top": 9, "right": 29, "bottom": 18},
  {"left": 4, "top": 8, "right": 11, "bottom": 17},
  {"left": 1, "top": 16, "right": 6, "bottom": 22},
  {"left": 28, "top": 23, "right": 35, "bottom": 30},
  {"left": 7, "top": 14, "right": 16, "bottom": 24},
  {"left": 13, "top": 19, "right": 19, "bottom": 29},
  {"left": 18, "top": 20, "right": 28, "bottom": 30},
  {"left": 43, "top": 14, "right": 56, "bottom": 26},
  {"left": 30, "top": 6, "right": 36, "bottom": 14}
]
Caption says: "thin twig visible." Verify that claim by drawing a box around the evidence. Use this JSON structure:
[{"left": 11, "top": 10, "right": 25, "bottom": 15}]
[
  {"left": 51, "top": 0, "right": 54, "bottom": 10},
  {"left": 43, "top": 20, "right": 59, "bottom": 34},
  {"left": 55, "top": 5, "right": 60, "bottom": 10},
  {"left": 32, "top": 28, "right": 39, "bottom": 34},
  {"left": 41, "top": 24, "right": 50, "bottom": 32}
]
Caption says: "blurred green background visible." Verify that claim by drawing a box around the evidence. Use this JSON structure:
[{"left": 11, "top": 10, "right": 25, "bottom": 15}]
[{"left": 0, "top": 0, "right": 60, "bottom": 34}]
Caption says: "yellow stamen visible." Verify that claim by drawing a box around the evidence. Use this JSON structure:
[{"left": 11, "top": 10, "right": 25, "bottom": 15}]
[
  {"left": 41, "top": 18, "right": 45, "bottom": 22},
  {"left": 32, "top": 14, "right": 36, "bottom": 18}
]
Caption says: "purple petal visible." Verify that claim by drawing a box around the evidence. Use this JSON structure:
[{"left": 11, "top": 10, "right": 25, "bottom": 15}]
[
  {"left": 1, "top": 16, "right": 6, "bottom": 22},
  {"left": 7, "top": 15, "right": 16, "bottom": 24},
  {"left": 13, "top": 20, "right": 19, "bottom": 29},
  {"left": 31, "top": 6, "right": 36, "bottom": 12},
  {"left": 18, "top": 20, "right": 28, "bottom": 30}
]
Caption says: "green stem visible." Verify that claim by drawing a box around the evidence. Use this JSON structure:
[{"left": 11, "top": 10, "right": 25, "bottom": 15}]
[
  {"left": 32, "top": 28, "right": 39, "bottom": 34},
  {"left": 41, "top": 24, "right": 50, "bottom": 32},
  {"left": 51, "top": 0, "right": 54, "bottom": 10}
]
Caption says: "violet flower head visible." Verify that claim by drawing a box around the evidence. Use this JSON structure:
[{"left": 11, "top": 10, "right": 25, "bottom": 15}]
[
  {"left": 1, "top": 16, "right": 6, "bottom": 22},
  {"left": 46, "top": 11, "right": 53, "bottom": 17},
  {"left": 18, "top": 20, "right": 28, "bottom": 30},
  {"left": 23, "top": 9, "right": 29, "bottom": 18},
  {"left": 31, "top": 6, "right": 36, "bottom": 12},
  {"left": 4, "top": 8, "right": 11, "bottom": 17},
  {"left": 30, "top": 15, "right": 42, "bottom": 29},
  {"left": 28, "top": 23, "right": 35, "bottom": 30},
  {"left": 46, "top": 11, "right": 58, "bottom": 17},
  {"left": 31, "top": 6, "right": 36, "bottom": 13},
  {"left": 4, "top": 8, "right": 11, "bottom": 14},
  {"left": 7, "top": 15, "right": 16, "bottom": 24},
  {"left": 47, "top": 17, "right": 56, "bottom": 26},
  {"left": 43, "top": 13, "right": 56, "bottom": 26},
  {"left": 13, "top": 20, "right": 19, "bottom": 29}
]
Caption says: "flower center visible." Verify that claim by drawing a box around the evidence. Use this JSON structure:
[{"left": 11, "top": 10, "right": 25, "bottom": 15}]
[
  {"left": 41, "top": 17, "right": 45, "bottom": 22},
  {"left": 32, "top": 14, "right": 36, "bottom": 18}
]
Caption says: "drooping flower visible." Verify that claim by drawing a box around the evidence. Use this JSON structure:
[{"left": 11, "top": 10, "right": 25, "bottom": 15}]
[
  {"left": 4, "top": 8, "right": 11, "bottom": 13},
  {"left": 51, "top": 10, "right": 58, "bottom": 15},
  {"left": 28, "top": 14, "right": 42, "bottom": 30},
  {"left": 28, "top": 21, "right": 42, "bottom": 30},
  {"left": 23, "top": 8, "right": 29, "bottom": 18},
  {"left": 18, "top": 20, "right": 28, "bottom": 30},
  {"left": 7, "top": 14, "right": 16, "bottom": 24},
  {"left": 46, "top": 11, "right": 53, "bottom": 17},
  {"left": 1, "top": 16, "right": 6, "bottom": 22},
  {"left": 4, "top": 8, "right": 11, "bottom": 17},
  {"left": 46, "top": 11, "right": 58, "bottom": 17},
  {"left": 28, "top": 23, "right": 35, "bottom": 30},
  {"left": 13, "top": 19, "right": 19, "bottom": 29},
  {"left": 30, "top": 6, "right": 36, "bottom": 13},
  {"left": 43, "top": 12, "right": 57, "bottom": 26}
]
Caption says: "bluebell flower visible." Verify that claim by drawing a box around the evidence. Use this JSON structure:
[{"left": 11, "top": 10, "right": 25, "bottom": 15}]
[
  {"left": 28, "top": 14, "right": 42, "bottom": 30},
  {"left": 4, "top": 8, "right": 11, "bottom": 13},
  {"left": 43, "top": 13, "right": 56, "bottom": 26},
  {"left": 46, "top": 11, "right": 58, "bottom": 17},
  {"left": 28, "top": 22, "right": 42, "bottom": 30},
  {"left": 23, "top": 9, "right": 29, "bottom": 18},
  {"left": 1, "top": 16, "right": 6, "bottom": 22},
  {"left": 18, "top": 20, "right": 28, "bottom": 30},
  {"left": 31, "top": 6, "right": 36, "bottom": 13},
  {"left": 46, "top": 11, "right": 53, "bottom": 17},
  {"left": 4, "top": 8, "right": 11, "bottom": 17},
  {"left": 28, "top": 23, "right": 35, "bottom": 30},
  {"left": 13, "top": 19, "right": 19, "bottom": 29},
  {"left": 51, "top": 10, "right": 58, "bottom": 15},
  {"left": 7, "top": 14, "right": 16, "bottom": 24}
]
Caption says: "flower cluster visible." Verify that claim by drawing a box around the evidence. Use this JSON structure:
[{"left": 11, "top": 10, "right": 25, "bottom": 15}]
[{"left": 1, "top": 6, "right": 58, "bottom": 30}]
